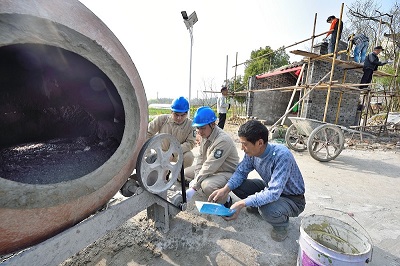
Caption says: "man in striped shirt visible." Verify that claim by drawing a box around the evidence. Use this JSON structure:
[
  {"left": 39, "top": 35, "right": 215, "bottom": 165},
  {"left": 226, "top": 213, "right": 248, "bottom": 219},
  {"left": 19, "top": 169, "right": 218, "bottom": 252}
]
[{"left": 209, "top": 120, "right": 306, "bottom": 242}]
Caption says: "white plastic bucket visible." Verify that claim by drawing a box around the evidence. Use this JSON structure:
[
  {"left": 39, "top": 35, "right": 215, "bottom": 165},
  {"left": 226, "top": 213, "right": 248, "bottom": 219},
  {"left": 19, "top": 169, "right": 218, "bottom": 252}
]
[{"left": 297, "top": 215, "right": 372, "bottom": 266}]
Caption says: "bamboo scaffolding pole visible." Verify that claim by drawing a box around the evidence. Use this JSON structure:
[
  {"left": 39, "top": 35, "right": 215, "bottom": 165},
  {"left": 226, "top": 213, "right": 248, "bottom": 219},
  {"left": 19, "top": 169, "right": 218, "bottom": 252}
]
[
  {"left": 232, "top": 52, "right": 238, "bottom": 117},
  {"left": 281, "top": 63, "right": 306, "bottom": 125},
  {"left": 302, "top": 13, "right": 318, "bottom": 118},
  {"left": 323, "top": 2, "right": 344, "bottom": 122},
  {"left": 270, "top": 71, "right": 331, "bottom": 129},
  {"left": 233, "top": 31, "right": 330, "bottom": 68},
  {"left": 335, "top": 42, "right": 352, "bottom": 124}
]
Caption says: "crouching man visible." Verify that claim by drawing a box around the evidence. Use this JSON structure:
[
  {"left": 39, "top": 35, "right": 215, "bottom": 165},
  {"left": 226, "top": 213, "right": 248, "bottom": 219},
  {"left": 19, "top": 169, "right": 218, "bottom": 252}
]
[
  {"left": 209, "top": 120, "right": 306, "bottom": 242},
  {"left": 185, "top": 106, "right": 239, "bottom": 207}
]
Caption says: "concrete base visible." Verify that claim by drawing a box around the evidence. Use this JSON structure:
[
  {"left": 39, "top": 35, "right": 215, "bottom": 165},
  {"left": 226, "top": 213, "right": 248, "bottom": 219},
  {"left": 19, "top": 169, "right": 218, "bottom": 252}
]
[{"left": 3, "top": 190, "right": 177, "bottom": 266}]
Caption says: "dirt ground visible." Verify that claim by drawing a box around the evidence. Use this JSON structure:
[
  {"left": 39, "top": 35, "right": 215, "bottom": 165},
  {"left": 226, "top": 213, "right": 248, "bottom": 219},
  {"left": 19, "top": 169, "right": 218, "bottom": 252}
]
[{"left": 57, "top": 122, "right": 400, "bottom": 266}]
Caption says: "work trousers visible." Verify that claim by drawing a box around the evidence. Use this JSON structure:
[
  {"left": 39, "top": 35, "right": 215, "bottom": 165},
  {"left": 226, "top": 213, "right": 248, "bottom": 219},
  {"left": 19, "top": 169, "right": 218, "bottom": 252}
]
[
  {"left": 217, "top": 113, "right": 227, "bottom": 129},
  {"left": 232, "top": 179, "right": 306, "bottom": 229},
  {"left": 184, "top": 165, "right": 230, "bottom": 202},
  {"left": 328, "top": 32, "right": 339, "bottom": 54},
  {"left": 360, "top": 68, "right": 374, "bottom": 89},
  {"left": 354, "top": 41, "right": 369, "bottom": 63}
]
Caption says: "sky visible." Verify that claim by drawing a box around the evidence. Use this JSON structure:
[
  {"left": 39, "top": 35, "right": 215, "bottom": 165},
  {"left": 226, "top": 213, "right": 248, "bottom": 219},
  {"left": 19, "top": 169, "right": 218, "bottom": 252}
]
[{"left": 78, "top": 0, "right": 395, "bottom": 101}]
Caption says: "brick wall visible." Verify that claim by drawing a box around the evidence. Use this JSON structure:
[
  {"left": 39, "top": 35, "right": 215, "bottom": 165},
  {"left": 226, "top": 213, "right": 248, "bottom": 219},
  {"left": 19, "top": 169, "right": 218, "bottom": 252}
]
[
  {"left": 301, "top": 60, "right": 363, "bottom": 127},
  {"left": 247, "top": 59, "right": 363, "bottom": 127},
  {"left": 246, "top": 73, "right": 298, "bottom": 124}
]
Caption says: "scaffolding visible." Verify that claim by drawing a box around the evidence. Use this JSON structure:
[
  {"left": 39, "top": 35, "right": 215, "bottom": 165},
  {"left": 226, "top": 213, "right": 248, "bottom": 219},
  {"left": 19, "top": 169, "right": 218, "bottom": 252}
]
[{"left": 231, "top": 3, "right": 399, "bottom": 137}]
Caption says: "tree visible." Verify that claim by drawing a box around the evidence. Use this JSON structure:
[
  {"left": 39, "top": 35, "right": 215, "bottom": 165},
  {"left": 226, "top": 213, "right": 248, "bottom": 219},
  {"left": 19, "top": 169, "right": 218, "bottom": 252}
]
[
  {"left": 243, "top": 46, "right": 290, "bottom": 88},
  {"left": 226, "top": 75, "right": 247, "bottom": 116}
]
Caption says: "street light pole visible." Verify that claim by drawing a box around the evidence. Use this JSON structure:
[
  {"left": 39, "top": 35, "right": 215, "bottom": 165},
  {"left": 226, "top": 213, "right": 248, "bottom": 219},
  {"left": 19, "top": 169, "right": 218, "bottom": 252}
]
[{"left": 181, "top": 11, "right": 198, "bottom": 117}]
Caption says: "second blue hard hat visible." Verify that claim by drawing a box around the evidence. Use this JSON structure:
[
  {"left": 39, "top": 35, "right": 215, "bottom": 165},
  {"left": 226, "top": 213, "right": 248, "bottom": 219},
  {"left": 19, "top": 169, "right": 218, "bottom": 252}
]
[{"left": 192, "top": 106, "right": 217, "bottom": 127}]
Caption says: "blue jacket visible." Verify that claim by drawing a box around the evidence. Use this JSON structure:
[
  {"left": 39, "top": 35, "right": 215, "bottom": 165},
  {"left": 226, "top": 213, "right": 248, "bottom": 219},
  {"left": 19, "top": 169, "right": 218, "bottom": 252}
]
[{"left": 227, "top": 143, "right": 305, "bottom": 207}]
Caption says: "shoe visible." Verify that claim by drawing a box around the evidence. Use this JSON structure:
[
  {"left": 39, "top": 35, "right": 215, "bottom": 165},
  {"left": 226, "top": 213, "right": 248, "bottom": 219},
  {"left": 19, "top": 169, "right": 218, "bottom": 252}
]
[
  {"left": 271, "top": 227, "right": 288, "bottom": 242},
  {"left": 246, "top": 207, "right": 259, "bottom": 215},
  {"left": 223, "top": 198, "right": 232, "bottom": 208}
]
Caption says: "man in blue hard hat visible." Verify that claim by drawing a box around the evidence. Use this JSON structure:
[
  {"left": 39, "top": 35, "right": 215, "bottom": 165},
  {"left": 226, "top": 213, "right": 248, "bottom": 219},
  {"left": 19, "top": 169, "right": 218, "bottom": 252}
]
[
  {"left": 147, "top": 96, "right": 196, "bottom": 169},
  {"left": 185, "top": 106, "right": 239, "bottom": 207}
]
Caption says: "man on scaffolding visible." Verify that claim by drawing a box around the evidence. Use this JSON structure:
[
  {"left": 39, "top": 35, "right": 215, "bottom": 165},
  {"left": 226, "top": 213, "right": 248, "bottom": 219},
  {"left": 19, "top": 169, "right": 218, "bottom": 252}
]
[
  {"left": 325, "top": 15, "right": 343, "bottom": 54},
  {"left": 360, "top": 45, "right": 388, "bottom": 90}
]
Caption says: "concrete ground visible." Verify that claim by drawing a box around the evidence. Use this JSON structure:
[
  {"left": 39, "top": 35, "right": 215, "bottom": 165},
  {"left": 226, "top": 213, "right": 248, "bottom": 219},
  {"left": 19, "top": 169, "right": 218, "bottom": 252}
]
[{"left": 60, "top": 141, "right": 400, "bottom": 266}]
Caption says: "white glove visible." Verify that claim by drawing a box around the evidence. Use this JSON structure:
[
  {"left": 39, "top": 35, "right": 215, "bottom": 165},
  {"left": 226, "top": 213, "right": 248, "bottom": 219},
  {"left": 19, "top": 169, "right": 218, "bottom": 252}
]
[
  {"left": 186, "top": 187, "right": 196, "bottom": 201},
  {"left": 189, "top": 179, "right": 196, "bottom": 188},
  {"left": 386, "top": 60, "right": 394, "bottom": 64}
]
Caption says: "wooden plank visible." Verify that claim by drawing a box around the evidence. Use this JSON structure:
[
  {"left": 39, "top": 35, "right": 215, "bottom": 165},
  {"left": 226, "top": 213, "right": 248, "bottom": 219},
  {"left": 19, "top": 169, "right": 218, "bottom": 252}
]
[{"left": 290, "top": 50, "right": 393, "bottom": 77}]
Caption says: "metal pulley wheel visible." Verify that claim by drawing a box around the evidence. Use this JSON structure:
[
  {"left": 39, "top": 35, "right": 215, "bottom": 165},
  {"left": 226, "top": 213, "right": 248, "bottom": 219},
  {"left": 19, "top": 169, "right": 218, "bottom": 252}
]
[{"left": 136, "top": 133, "right": 183, "bottom": 194}]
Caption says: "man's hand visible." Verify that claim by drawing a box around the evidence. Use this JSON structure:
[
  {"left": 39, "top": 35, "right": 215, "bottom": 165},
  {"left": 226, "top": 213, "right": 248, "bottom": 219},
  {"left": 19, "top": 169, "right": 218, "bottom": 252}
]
[
  {"left": 222, "top": 200, "right": 246, "bottom": 221},
  {"left": 208, "top": 186, "right": 230, "bottom": 203}
]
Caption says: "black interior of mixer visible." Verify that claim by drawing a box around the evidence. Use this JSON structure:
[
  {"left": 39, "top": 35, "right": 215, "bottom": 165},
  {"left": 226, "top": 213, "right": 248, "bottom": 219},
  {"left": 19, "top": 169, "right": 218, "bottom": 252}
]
[{"left": 0, "top": 44, "right": 125, "bottom": 184}]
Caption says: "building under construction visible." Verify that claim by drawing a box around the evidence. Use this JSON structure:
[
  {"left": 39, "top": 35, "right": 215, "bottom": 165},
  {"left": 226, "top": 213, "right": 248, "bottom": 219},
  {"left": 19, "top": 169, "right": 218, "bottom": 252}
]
[{"left": 236, "top": 10, "right": 398, "bottom": 136}]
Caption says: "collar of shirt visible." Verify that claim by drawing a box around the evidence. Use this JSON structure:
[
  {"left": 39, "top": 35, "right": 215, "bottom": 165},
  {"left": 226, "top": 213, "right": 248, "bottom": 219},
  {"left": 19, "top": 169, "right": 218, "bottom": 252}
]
[
  {"left": 205, "top": 125, "right": 219, "bottom": 143},
  {"left": 258, "top": 143, "right": 273, "bottom": 159}
]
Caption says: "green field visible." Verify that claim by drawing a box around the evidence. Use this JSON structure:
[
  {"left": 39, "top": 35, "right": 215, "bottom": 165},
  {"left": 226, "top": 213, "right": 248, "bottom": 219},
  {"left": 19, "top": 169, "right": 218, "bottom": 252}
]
[{"left": 148, "top": 106, "right": 218, "bottom": 121}]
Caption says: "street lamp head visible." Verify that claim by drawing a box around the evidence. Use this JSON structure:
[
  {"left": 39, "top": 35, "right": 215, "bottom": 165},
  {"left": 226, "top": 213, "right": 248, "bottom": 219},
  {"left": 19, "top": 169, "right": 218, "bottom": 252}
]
[
  {"left": 188, "top": 11, "right": 198, "bottom": 25},
  {"left": 181, "top": 11, "right": 188, "bottom": 20},
  {"left": 181, "top": 11, "right": 198, "bottom": 30}
]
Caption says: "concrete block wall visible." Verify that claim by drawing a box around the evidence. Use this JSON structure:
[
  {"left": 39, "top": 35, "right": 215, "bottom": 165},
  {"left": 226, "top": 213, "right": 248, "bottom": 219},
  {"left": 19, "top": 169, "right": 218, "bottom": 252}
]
[
  {"left": 301, "top": 60, "right": 363, "bottom": 127},
  {"left": 246, "top": 73, "right": 297, "bottom": 124},
  {"left": 247, "top": 55, "right": 363, "bottom": 127},
  {"left": 305, "top": 60, "right": 361, "bottom": 84}
]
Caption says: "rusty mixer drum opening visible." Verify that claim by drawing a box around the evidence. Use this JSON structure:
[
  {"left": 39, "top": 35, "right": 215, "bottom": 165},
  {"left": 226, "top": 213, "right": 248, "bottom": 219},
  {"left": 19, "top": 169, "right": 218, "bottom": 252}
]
[
  {"left": 0, "top": 43, "right": 124, "bottom": 184},
  {"left": 0, "top": 0, "right": 148, "bottom": 254}
]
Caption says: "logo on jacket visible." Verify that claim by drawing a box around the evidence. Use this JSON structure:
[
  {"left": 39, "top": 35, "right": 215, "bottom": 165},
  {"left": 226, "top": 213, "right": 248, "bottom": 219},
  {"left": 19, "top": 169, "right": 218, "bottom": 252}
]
[{"left": 214, "top": 149, "right": 223, "bottom": 159}]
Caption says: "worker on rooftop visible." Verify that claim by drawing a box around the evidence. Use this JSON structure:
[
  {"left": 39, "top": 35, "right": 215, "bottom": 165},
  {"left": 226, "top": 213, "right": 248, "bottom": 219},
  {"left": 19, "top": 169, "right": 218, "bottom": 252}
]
[
  {"left": 325, "top": 15, "right": 343, "bottom": 54},
  {"left": 351, "top": 33, "right": 370, "bottom": 63}
]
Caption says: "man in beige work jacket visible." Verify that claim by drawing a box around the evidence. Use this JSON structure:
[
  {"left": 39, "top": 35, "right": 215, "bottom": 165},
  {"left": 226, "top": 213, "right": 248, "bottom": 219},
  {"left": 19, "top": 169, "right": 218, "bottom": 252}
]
[
  {"left": 185, "top": 106, "right": 239, "bottom": 207},
  {"left": 147, "top": 97, "right": 196, "bottom": 170}
]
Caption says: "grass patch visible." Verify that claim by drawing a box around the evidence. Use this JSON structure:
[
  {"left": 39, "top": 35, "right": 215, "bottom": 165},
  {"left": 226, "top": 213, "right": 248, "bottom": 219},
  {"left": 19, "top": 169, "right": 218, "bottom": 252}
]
[{"left": 148, "top": 108, "right": 171, "bottom": 116}]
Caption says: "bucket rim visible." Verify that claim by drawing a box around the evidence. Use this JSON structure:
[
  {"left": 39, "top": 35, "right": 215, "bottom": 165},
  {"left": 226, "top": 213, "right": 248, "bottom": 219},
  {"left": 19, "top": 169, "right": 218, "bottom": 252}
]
[{"left": 300, "top": 214, "right": 373, "bottom": 257}]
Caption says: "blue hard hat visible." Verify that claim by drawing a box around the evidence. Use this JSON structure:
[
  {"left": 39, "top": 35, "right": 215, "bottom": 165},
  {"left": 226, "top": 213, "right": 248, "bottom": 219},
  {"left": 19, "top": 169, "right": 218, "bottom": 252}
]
[
  {"left": 192, "top": 106, "right": 217, "bottom": 127},
  {"left": 171, "top": 97, "right": 189, "bottom": 113}
]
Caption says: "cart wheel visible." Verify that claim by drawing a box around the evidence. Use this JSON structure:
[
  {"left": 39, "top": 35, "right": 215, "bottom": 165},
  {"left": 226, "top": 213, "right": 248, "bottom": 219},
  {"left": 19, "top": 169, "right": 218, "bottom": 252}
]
[
  {"left": 136, "top": 133, "right": 183, "bottom": 193},
  {"left": 285, "top": 124, "right": 307, "bottom": 152},
  {"left": 307, "top": 124, "right": 344, "bottom": 162}
]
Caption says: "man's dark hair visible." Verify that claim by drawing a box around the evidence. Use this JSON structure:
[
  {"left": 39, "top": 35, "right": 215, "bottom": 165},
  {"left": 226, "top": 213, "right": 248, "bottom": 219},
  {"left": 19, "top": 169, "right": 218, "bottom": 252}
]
[
  {"left": 220, "top": 86, "right": 228, "bottom": 92},
  {"left": 238, "top": 120, "right": 268, "bottom": 144}
]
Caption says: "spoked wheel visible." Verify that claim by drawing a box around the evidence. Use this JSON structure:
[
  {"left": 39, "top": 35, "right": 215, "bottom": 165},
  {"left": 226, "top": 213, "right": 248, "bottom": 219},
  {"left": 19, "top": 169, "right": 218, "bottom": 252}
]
[
  {"left": 285, "top": 124, "right": 307, "bottom": 152},
  {"left": 307, "top": 124, "right": 344, "bottom": 162},
  {"left": 136, "top": 133, "right": 183, "bottom": 193}
]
